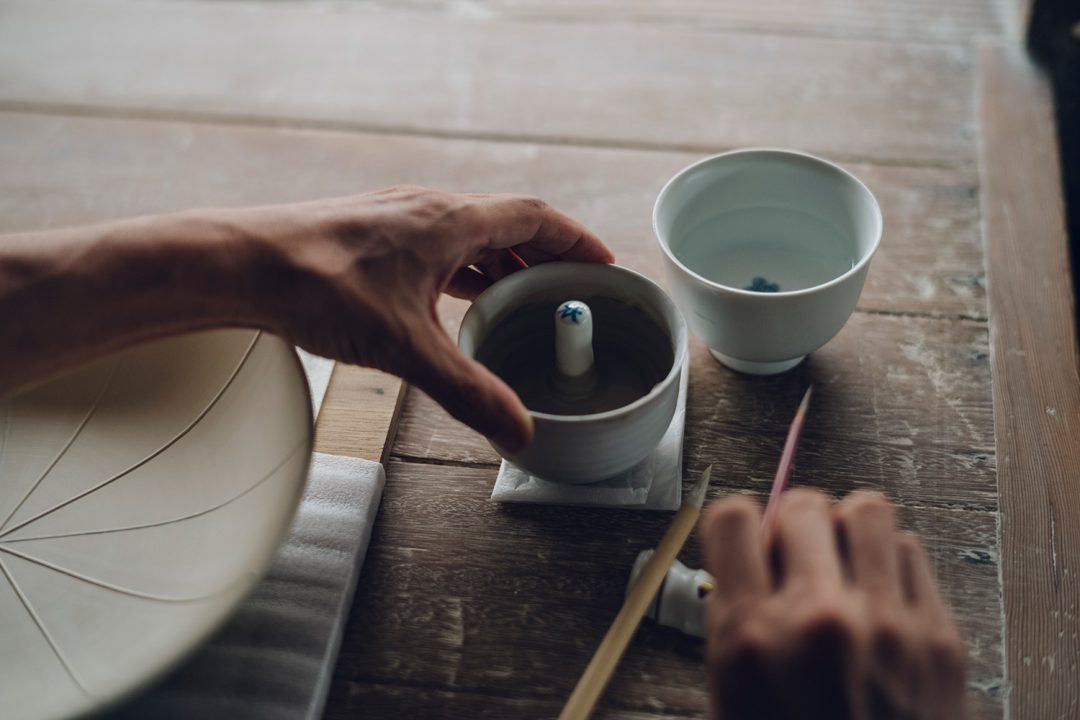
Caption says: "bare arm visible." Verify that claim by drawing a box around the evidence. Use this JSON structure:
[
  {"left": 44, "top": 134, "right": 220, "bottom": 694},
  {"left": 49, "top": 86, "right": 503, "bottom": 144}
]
[
  {"left": 0, "top": 210, "right": 265, "bottom": 394},
  {"left": 0, "top": 186, "right": 613, "bottom": 451}
]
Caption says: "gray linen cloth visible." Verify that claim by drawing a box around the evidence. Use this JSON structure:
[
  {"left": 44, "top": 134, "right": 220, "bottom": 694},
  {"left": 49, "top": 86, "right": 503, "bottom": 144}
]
[{"left": 108, "top": 451, "right": 384, "bottom": 720}]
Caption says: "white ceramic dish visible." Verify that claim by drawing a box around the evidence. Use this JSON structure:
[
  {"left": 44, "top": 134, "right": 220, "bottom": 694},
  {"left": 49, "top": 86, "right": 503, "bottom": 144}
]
[
  {"left": 654, "top": 148, "right": 882, "bottom": 374},
  {"left": 459, "top": 263, "right": 687, "bottom": 484},
  {"left": 0, "top": 329, "right": 312, "bottom": 720}
]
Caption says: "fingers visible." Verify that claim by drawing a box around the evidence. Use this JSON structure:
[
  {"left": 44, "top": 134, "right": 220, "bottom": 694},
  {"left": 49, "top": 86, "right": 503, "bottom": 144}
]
[
  {"left": 897, "top": 533, "right": 950, "bottom": 623},
  {"left": 445, "top": 267, "right": 492, "bottom": 301},
  {"left": 471, "top": 194, "right": 615, "bottom": 264},
  {"left": 897, "top": 533, "right": 968, "bottom": 718},
  {"left": 699, "top": 488, "right": 967, "bottom": 720},
  {"left": 772, "top": 489, "right": 843, "bottom": 588},
  {"left": 835, "top": 491, "right": 901, "bottom": 600},
  {"left": 409, "top": 326, "right": 534, "bottom": 453},
  {"left": 700, "top": 497, "right": 770, "bottom": 603}
]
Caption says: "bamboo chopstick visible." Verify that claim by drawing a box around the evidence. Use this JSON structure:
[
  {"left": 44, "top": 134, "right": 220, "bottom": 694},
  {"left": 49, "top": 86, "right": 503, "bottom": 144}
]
[
  {"left": 559, "top": 385, "right": 814, "bottom": 719},
  {"left": 558, "top": 465, "right": 713, "bottom": 720}
]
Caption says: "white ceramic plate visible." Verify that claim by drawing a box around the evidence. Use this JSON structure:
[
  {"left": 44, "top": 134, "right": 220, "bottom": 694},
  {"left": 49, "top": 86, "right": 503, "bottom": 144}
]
[{"left": 0, "top": 330, "right": 313, "bottom": 720}]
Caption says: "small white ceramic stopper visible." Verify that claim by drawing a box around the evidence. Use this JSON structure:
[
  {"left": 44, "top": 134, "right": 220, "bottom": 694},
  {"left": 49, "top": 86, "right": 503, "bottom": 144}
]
[
  {"left": 555, "top": 300, "right": 595, "bottom": 379},
  {"left": 626, "top": 549, "right": 713, "bottom": 638}
]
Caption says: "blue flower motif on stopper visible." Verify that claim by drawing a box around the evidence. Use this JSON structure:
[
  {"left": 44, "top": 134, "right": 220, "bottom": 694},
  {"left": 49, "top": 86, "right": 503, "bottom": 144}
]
[{"left": 558, "top": 302, "right": 586, "bottom": 324}]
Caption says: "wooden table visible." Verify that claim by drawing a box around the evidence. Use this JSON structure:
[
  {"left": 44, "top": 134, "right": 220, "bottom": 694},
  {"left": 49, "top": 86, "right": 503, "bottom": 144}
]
[{"left": 1, "top": 1, "right": 1077, "bottom": 718}]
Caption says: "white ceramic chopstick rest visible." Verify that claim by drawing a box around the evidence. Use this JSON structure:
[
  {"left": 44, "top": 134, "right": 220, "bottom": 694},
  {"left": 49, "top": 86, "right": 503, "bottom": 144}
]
[{"left": 626, "top": 549, "right": 713, "bottom": 638}]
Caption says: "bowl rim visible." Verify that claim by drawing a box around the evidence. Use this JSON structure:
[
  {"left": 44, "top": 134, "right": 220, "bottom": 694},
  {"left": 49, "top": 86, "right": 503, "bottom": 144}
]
[
  {"left": 652, "top": 147, "right": 883, "bottom": 299},
  {"left": 459, "top": 262, "right": 688, "bottom": 423}
]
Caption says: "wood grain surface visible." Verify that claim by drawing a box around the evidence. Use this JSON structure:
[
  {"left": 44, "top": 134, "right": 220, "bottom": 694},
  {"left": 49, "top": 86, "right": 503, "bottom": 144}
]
[
  {"left": 325, "top": 459, "right": 1004, "bottom": 718},
  {"left": 4, "top": 0, "right": 1076, "bottom": 716},
  {"left": 398, "top": 311, "right": 998, "bottom": 506},
  {"left": 0, "top": 111, "right": 984, "bottom": 318},
  {"left": 347, "top": 0, "right": 1004, "bottom": 44},
  {"left": 333, "top": 680, "right": 1004, "bottom": 720},
  {"left": 314, "top": 365, "right": 405, "bottom": 463},
  {"left": 333, "top": 683, "right": 1005, "bottom": 720},
  {"left": 977, "top": 45, "right": 1080, "bottom": 718},
  {"left": 0, "top": 0, "right": 975, "bottom": 166}
]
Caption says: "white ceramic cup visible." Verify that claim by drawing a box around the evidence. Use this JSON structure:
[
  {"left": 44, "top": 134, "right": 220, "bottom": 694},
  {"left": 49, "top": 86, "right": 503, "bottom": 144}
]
[
  {"left": 459, "top": 262, "right": 687, "bottom": 484},
  {"left": 654, "top": 149, "right": 882, "bottom": 375}
]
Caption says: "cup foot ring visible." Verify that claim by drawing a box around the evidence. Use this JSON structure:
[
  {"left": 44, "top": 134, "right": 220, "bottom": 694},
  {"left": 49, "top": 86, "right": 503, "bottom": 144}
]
[{"left": 709, "top": 350, "right": 806, "bottom": 375}]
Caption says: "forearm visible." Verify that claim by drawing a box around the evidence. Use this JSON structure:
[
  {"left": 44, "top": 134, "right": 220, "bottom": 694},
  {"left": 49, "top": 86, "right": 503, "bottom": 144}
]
[
  {"left": 0, "top": 188, "right": 608, "bottom": 450},
  {"left": 0, "top": 210, "right": 274, "bottom": 397}
]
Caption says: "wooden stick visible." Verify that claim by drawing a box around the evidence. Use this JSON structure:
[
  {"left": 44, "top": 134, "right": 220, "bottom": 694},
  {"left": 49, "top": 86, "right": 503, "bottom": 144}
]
[
  {"left": 761, "top": 385, "right": 813, "bottom": 534},
  {"left": 558, "top": 465, "right": 712, "bottom": 720}
]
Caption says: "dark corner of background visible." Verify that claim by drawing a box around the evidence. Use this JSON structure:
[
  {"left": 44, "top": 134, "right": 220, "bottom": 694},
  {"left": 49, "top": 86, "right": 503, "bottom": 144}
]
[{"left": 1027, "top": 0, "right": 1080, "bottom": 344}]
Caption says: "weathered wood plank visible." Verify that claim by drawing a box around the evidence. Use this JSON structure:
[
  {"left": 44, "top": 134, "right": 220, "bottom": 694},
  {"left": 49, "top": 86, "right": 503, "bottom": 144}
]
[
  {"left": 341, "top": 0, "right": 1003, "bottom": 45},
  {"left": 314, "top": 365, "right": 405, "bottom": 462},
  {"left": 329, "top": 680, "right": 1003, "bottom": 720},
  {"left": 0, "top": 111, "right": 985, "bottom": 319},
  {"left": 326, "top": 682, "right": 675, "bottom": 720},
  {"left": 0, "top": 0, "right": 975, "bottom": 166},
  {"left": 977, "top": 46, "right": 1080, "bottom": 718},
  {"left": 395, "top": 311, "right": 998, "bottom": 509},
  {"left": 328, "top": 459, "right": 1003, "bottom": 716}
]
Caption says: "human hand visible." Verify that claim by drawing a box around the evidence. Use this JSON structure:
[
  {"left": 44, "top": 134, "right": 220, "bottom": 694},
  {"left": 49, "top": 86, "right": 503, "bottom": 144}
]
[
  {"left": 698, "top": 490, "right": 967, "bottom": 720},
  {"left": 247, "top": 186, "right": 612, "bottom": 451}
]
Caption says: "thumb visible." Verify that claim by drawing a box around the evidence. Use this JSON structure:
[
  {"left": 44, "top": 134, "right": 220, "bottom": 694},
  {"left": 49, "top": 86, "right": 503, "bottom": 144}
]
[{"left": 410, "top": 328, "right": 534, "bottom": 453}]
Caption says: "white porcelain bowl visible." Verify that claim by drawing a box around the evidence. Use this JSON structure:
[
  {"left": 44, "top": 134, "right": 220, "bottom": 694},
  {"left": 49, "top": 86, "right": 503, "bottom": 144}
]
[
  {"left": 654, "top": 149, "right": 882, "bottom": 375},
  {"left": 459, "top": 263, "right": 687, "bottom": 484}
]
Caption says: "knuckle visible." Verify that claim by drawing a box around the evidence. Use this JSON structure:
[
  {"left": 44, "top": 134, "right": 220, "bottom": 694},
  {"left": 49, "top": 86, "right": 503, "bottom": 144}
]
[
  {"left": 711, "top": 614, "right": 773, "bottom": 667},
  {"left": 450, "top": 200, "right": 484, "bottom": 232},
  {"left": 520, "top": 195, "right": 550, "bottom": 211},
  {"left": 426, "top": 194, "right": 482, "bottom": 236},
  {"left": 836, "top": 490, "right": 895, "bottom": 528},
  {"left": 703, "top": 496, "right": 759, "bottom": 533},
  {"left": 426, "top": 189, "right": 454, "bottom": 210},
  {"left": 927, "top": 629, "right": 967, "bottom": 672},
  {"left": 799, "top": 600, "right": 853, "bottom": 645},
  {"left": 405, "top": 185, "right": 450, "bottom": 208},
  {"left": 793, "top": 590, "right": 860, "bottom": 651},
  {"left": 841, "top": 490, "right": 893, "bottom": 515},
  {"left": 869, "top": 617, "right": 906, "bottom": 660},
  {"left": 386, "top": 183, "right": 429, "bottom": 197},
  {"left": 780, "top": 488, "right": 831, "bottom": 514}
]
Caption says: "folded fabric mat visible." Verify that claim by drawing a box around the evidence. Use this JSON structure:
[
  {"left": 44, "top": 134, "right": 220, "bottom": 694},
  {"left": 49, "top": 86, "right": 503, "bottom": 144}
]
[{"left": 108, "top": 354, "right": 384, "bottom": 720}]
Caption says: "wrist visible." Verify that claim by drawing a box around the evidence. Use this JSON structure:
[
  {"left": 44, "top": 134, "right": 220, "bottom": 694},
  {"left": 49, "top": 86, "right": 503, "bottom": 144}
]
[
  {"left": 209, "top": 203, "right": 332, "bottom": 337},
  {"left": 0, "top": 209, "right": 273, "bottom": 395},
  {"left": 105, "top": 209, "right": 269, "bottom": 330}
]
